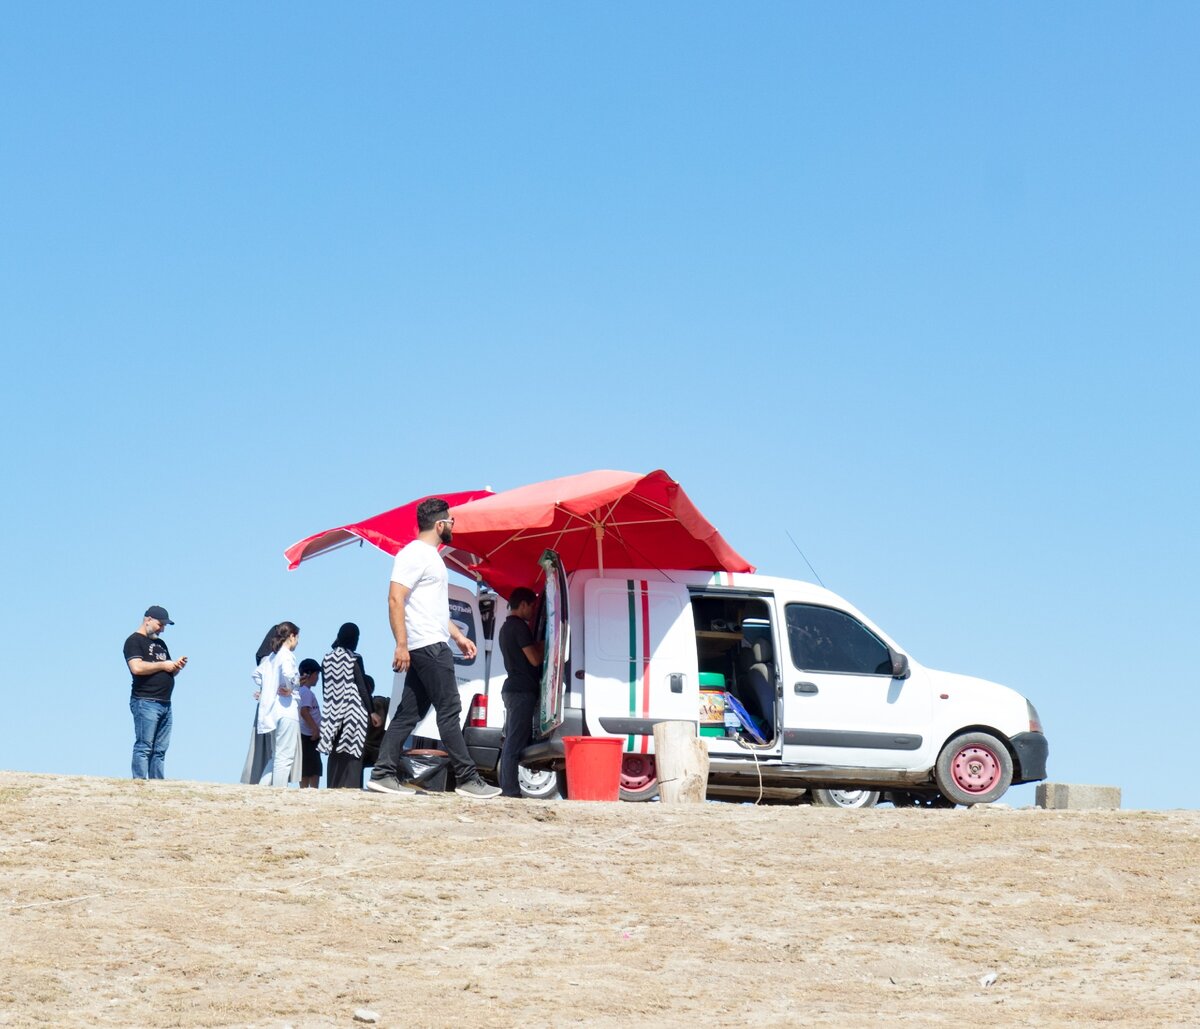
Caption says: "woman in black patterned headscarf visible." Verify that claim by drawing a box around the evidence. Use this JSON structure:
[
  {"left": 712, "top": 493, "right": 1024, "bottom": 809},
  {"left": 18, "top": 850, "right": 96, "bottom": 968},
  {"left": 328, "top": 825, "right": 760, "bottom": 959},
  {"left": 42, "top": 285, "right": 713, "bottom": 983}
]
[{"left": 318, "top": 622, "right": 374, "bottom": 789}]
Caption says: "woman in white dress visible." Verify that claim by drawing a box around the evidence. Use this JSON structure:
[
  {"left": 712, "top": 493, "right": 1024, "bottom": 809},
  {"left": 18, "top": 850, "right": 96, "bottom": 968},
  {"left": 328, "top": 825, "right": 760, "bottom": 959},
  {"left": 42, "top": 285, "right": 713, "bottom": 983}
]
[{"left": 254, "top": 621, "right": 303, "bottom": 787}]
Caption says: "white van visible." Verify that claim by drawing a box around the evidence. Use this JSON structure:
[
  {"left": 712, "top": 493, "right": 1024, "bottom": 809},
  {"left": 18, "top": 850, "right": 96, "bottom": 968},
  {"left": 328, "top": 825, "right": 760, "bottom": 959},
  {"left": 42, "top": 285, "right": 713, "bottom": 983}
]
[{"left": 397, "top": 550, "right": 1048, "bottom": 807}]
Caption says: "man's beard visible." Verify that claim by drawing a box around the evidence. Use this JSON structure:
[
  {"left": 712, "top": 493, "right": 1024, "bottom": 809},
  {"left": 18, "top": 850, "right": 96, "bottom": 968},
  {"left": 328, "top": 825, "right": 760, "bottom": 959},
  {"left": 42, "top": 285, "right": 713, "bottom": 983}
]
[{"left": 438, "top": 526, "right": 453, "bottom": 544}]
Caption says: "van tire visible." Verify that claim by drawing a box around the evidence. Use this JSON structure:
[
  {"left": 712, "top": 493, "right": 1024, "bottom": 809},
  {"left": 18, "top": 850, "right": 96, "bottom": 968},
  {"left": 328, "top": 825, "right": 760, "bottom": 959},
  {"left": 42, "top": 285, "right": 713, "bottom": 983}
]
[
  {"left": 811, "top": 788, "right": 880, "bottom": 809},
  {"left": 935, "top": 731, "right": 1013, "bottom": 806},
  {"left": 518, "top": 765, "right": 564, "bottom": 801},
  {"left": 618, "top": 754, "right": 659, "bottom": 802}
]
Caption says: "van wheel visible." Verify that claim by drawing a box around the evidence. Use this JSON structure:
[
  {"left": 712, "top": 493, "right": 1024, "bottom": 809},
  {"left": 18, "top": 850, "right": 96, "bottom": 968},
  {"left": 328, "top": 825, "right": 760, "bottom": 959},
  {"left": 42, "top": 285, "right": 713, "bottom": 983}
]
[
  {"left": 935, "top": 732, "right": 1013, "bottom": 806},
  {"left": 519, "top": 765, "right": 563, "bottom": 801},
  {"left": 619, "top": 754, "right": 659, "bottom": 802},
  {"left": 811, "top": 788, "right": 880, "bottom": 809}
]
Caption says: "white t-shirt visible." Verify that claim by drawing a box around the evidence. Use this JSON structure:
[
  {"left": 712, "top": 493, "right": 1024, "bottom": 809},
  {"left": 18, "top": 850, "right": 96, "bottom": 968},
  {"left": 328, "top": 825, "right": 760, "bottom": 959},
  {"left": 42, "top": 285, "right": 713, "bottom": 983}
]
[
  {"left": 298, "top": 684, "right": 321, "bottom": 736},
  {"left": 390, "top": 539, "right": 450, "bottom": 650}
]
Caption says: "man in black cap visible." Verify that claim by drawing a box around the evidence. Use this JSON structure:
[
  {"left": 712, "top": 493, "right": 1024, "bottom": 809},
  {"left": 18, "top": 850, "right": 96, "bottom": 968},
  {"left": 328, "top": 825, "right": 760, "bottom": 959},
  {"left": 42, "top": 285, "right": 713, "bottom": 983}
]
[{"left": 123, "top": 606, "right": 188, "bottom": 779}]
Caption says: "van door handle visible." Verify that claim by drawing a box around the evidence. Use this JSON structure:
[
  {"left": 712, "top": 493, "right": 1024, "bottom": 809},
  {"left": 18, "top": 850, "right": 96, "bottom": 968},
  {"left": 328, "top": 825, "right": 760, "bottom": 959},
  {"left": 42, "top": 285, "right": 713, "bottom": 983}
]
[
  {"left": 669, "top": 673, "right": 684, "bottom": 694},
  {"left": 794, "top": 682, "right": 818, "bottom": 695}
]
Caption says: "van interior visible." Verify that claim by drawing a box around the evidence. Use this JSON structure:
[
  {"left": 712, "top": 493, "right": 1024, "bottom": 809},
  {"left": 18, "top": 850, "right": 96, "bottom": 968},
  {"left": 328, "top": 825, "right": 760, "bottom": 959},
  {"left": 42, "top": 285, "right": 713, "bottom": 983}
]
[{"left": 689, "top": 594, "right": 778, "bottom": 748}]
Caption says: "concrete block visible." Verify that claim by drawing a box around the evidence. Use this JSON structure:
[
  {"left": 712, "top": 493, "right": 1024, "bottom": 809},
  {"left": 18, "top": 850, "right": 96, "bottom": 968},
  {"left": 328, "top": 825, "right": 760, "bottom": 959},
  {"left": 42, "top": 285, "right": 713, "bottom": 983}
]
[{"left": 1036, "top": 782, "right": 1121, "bottom": 810}]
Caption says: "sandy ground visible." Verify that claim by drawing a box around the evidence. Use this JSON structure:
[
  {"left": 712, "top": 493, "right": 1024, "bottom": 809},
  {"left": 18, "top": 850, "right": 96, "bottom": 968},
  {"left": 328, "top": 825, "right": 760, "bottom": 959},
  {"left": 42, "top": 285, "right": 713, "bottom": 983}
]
[{"left": 1, "top": 772, "right": 1197, "bottom": 1028}]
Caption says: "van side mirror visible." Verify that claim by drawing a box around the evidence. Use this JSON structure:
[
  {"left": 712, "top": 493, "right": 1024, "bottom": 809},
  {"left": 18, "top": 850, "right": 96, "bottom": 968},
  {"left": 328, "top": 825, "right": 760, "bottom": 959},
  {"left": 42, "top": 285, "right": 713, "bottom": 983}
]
[{"left": 889, "top": 648, "right": 910, "bottom": 680}]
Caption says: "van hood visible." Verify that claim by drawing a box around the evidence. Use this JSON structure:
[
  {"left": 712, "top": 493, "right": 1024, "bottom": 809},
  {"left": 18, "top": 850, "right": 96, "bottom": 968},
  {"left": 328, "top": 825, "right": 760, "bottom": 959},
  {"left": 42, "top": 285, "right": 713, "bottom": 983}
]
[{"left": 924, "top": 668, "right": 1028, "bottom": 708}]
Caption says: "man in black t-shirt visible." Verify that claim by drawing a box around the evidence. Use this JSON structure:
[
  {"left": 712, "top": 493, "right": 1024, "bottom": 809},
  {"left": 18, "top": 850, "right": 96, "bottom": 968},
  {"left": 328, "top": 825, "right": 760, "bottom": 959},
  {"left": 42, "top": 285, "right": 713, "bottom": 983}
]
[
  {"left": 123, "top": 605, "right": 188, "bottom": 779},
  {"left": 497, "top": 588, "right": 544, "bottom": 798}
]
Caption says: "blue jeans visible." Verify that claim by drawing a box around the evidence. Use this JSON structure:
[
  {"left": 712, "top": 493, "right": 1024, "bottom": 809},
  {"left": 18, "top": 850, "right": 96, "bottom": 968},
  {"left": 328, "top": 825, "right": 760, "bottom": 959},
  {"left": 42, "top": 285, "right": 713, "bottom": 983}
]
[{"left": 130, "top": 698, "right": 172, "bottom": 779}]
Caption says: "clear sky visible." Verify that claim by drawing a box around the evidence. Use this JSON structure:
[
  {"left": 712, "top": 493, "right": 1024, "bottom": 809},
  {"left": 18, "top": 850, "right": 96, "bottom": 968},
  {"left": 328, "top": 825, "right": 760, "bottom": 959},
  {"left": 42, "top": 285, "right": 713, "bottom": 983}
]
[{"left": 2, "top": 3, "right": 1196, "bottom": 809}]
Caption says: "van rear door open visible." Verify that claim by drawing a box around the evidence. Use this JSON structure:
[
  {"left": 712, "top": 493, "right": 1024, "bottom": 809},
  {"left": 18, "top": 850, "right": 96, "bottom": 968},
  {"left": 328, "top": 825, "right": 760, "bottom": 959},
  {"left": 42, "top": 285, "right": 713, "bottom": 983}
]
[
  {"left": 582, "top": 576, "right": 700, "bottom": 753},
  {"left": 535, "top": 550, "right": 570, "bottom": 737}
]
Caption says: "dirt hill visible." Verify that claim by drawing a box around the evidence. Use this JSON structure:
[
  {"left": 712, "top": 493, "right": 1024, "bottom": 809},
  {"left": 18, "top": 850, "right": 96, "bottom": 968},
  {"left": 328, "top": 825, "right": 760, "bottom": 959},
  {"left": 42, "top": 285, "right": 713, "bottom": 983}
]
[{"left": 0, "top": 772, "right": 1196, "bottom": 1027}]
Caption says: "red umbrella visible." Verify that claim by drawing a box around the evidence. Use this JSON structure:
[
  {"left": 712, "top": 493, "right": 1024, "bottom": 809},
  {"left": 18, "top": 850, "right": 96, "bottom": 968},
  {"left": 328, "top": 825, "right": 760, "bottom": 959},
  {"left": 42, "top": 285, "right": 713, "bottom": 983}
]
[
  {"left": 283, "top": 489, "right": 494, "bottom": 570},
  {"left": 450, "top": 469, "right": 753, "bottom": 597}
]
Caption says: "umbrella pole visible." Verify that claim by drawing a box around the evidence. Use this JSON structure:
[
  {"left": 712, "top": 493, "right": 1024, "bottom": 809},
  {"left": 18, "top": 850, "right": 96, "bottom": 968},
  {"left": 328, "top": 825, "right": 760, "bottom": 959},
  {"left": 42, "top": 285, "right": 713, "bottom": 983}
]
[{"left": 595, "top": 523, "right": 605, "bottom": 578}]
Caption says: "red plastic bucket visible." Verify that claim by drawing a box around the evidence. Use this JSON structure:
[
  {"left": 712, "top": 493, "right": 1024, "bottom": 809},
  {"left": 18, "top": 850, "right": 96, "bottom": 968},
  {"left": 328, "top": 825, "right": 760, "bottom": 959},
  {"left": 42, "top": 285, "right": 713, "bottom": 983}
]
[{"left": 562, "top": 736, "right": 623, "bottom": 802}]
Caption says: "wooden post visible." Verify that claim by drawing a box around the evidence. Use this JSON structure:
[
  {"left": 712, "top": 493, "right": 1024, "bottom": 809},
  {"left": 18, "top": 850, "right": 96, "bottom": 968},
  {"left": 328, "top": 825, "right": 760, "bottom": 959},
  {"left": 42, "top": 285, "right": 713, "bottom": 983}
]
[{"left": 653, "top": 721, "right": 709, "bottom": 804}]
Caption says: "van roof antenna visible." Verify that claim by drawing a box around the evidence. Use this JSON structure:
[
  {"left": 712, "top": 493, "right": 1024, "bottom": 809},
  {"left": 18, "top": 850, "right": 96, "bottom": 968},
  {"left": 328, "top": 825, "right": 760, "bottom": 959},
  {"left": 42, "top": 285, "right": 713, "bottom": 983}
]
[{"left": 785, "top": 530, "right": 826, "bottom": 588}]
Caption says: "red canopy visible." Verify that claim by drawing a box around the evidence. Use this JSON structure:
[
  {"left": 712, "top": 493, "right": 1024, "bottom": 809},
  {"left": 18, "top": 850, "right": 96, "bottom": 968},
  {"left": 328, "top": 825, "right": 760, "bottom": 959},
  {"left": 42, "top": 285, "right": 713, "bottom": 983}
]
[
  {"left": 449, "top": 469, "right": 753, "bottom": 597},
  {"left": 284, "top": 471, "right": 753, "bottom": 598},
  {"left": 283, "top": 489, "right": 494, "bottom": 570}
]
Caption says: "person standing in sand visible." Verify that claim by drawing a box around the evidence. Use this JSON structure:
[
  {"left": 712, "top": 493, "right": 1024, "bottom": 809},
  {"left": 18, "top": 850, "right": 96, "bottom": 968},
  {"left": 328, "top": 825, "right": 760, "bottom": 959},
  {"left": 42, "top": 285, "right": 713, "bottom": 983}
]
[
  {"left": 318, "top": 622, "right": 374, "bottom": 789},
  {"left": 497, "top": 587, "right": 544, "bottom": 798},
  {"left": 240, "top": 625, "right": 280, "bottom": 784},
  {"left": 254, "top": 621, "right": 303, "bottom": 787},
  {"left": 124, "top": 605, "right": 187, "bottom": 780},
  {"left": 368, "top": 498, "right": 501, "bottom": 799},
  {"left": 297, "top": 658, "right": 323, "bottom": 788}
]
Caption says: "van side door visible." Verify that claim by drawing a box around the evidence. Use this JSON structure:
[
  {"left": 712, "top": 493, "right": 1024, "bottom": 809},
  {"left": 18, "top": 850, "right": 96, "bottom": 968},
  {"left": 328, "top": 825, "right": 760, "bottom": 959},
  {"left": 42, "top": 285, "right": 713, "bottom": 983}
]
[
  {"left": 582, "top": 576, "right": 699, "bottom": 755},
  {"left": 781, "top": 601, "right": 931, "bottom": 770}
]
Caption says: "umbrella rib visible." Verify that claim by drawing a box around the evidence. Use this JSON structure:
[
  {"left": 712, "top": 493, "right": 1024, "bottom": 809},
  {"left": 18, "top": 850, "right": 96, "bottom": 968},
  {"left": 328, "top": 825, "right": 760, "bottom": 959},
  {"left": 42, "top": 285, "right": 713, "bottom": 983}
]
[
  {"left": 478, "top": 528, "right": 527, "bottom": 560},
  {"left": 523, "top": 524, "right": 592, "bottom": 539},
  {"left": 626, "top": 495, "right": 674, "bottom": 518},
  {"left": 471, "top": 491, "right": 706, "bottom": 579},
  {"left": 603, "top": 519, "right": 683, "bottom": 584},
  {"left": 508, "top": 516, "right": 670, "bottom": 533},
  {"left": 559, "top": 508, "right": 599, "bottom": 530},
  {"left": 585, "top": 494, "right": 675, "bottom": 523},
  {"left": 478, "top": 524, "right": 591, "bottom": 557},
  {"left": 574, "top": 496, "right": 676, "bottom": 530},
  {"left": 590, "top": 516, "right": 675, "bottom": 528},
  {"left": 549, "top": 521, "right": 576, "bottom": 558}
]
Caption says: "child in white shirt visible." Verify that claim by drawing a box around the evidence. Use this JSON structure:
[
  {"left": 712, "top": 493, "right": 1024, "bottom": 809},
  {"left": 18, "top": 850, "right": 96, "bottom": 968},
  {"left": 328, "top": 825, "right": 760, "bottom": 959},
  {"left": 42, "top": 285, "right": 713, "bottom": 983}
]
[{"left": 297, "top": 658, "right": 323, "bottom": 789}]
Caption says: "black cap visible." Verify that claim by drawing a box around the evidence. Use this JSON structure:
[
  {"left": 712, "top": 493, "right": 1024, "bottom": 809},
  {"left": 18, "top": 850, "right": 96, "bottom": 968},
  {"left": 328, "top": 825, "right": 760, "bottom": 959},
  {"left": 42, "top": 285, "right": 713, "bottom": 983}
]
[{"left": 145, "top": 605, "right": 175, "bottom": 625}]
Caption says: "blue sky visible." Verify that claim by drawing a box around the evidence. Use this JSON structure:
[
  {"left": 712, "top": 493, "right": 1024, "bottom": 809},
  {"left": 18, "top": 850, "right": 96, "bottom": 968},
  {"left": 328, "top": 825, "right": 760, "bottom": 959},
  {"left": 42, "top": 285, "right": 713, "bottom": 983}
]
[{"left": 2, "top": 3, "right": 1195, "bottom": 808}]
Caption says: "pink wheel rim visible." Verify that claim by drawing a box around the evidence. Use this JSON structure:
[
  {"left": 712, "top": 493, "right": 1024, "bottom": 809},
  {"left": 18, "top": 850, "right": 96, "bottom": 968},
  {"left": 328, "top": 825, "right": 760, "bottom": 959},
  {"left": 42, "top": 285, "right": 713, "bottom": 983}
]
[
  {"left": 950, "top": 744, "right": 1001, "bottom": 794},
  {"left": 620, "top": 754, "right": 656, "bottom": 793}
]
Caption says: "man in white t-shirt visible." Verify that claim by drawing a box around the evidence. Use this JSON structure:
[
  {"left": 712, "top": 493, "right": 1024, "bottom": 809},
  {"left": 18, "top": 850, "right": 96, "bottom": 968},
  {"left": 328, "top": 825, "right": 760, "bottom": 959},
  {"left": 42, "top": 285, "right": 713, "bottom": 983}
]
[{"left": 367, "top": 497, "right": 502, "bottom": 800}]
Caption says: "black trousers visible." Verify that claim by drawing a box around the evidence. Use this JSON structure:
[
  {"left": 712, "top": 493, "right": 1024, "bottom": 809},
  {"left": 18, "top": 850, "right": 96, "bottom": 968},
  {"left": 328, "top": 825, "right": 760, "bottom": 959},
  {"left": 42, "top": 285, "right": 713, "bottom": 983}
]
[
  {"left": 300, "top": 734, "right": 323, "bottom": 779},
  {"left": 326, "top": 750, "right": 363, "bottom": 789},
  {"left": 372, "top": 642, "right": 477, "bottom": 784},
  {"left": 499, "top": 689, "right": 537, "bottom": 798}
]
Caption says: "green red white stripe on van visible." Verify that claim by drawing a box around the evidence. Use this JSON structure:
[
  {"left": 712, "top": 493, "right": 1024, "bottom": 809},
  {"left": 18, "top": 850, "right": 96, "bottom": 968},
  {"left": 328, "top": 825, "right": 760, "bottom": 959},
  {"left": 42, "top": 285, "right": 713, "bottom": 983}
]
[
  {"left": 710, "top": 571, "right": 736, "bottom": 586},
  {"left": 626, "top": 579, "right": 652, "bottom": 753}
]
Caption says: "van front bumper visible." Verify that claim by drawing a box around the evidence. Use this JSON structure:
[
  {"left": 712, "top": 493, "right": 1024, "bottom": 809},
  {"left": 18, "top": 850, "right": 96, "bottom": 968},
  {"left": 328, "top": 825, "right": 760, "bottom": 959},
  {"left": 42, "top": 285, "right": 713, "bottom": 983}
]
[{"left": 1010, "top": 731, "right": 1049, "bottom": 783}]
